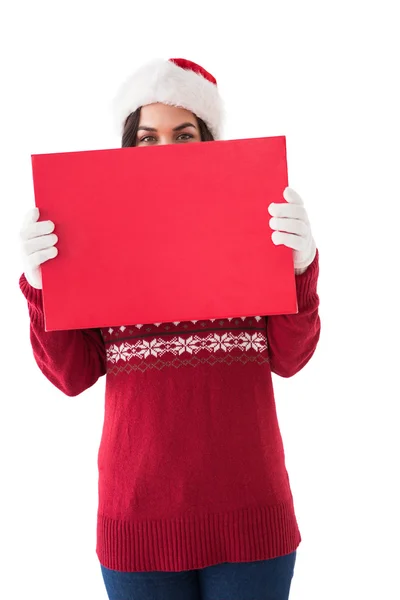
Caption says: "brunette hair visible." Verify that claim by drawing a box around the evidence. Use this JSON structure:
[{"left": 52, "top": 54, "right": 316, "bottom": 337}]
[{"left": 122, "top": 107, "right": 214, "bottom": 147}]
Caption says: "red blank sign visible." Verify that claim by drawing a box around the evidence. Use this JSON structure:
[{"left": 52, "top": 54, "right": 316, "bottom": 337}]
[{"left": 31, "top": 136, "right": 298, "bottom": 331}]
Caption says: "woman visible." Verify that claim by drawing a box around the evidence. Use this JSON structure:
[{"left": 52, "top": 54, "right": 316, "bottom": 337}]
[{"left": 19, "top": 58, "right": 320, "bottom": 600}]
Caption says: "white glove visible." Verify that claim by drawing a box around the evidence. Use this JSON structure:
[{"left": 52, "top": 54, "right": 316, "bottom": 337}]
[
  {"left": 19, "top": 207, "right": 58, "bottom": 289},
  {"left": 268, "top": 187, "right": 316, "bottom": 273}
]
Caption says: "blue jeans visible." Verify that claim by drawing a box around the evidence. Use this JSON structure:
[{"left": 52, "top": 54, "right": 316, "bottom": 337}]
[{"left": 100, "top": 551, "right": 296, "bottom": 599}]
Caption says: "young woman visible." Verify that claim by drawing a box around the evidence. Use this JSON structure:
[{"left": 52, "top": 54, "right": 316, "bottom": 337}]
[{"left": 19, "top": 58, "right": 320, "bottom": 600}]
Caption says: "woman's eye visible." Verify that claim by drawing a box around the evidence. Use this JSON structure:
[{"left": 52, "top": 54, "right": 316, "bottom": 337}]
[
  {"left": 177, "top": 133, "right": 193, "bottom": 141},
  {"left": 140, "top": 136, "right": 156, "bottom": 143}
]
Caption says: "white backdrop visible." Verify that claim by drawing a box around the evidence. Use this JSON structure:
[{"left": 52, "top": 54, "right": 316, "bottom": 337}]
[{"left": 1, "top": 1, "right": 399, "bottom": 599}]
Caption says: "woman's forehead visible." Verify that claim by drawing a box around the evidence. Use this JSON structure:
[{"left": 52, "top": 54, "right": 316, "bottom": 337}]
[{"left": 139, "top": 103, "right": 197, "bottom": 126}]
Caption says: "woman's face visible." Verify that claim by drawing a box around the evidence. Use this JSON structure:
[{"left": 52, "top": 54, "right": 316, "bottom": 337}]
[{"left": 136, "top": 103, "right": 202, "bottom": 146}]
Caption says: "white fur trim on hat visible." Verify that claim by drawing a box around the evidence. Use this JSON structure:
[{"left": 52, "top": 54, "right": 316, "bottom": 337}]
[{"left": 112, "top": 59, "right": 224, "bottom": 139}]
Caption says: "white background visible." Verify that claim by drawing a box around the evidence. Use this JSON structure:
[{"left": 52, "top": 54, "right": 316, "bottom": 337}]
[{"left": 1, "top": 1, "right": 399, "bottom": 599}]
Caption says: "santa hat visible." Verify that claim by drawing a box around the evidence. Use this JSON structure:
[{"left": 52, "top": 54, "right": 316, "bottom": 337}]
[{"left": 113, "top": 58, "right": 224, "bottom": 139}]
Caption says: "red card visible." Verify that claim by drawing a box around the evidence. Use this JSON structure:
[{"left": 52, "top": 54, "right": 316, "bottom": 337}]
[{"left": 31, "top": 136, "right": 298, "bottom": 332}]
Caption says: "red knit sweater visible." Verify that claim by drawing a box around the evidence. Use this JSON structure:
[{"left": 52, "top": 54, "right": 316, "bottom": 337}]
[{"left": 20, "top": 251, "right": 320, "bottom": 572}]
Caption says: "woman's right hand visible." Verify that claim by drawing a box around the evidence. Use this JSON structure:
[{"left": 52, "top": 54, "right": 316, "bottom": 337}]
[{"left": 20, "top": 207, "right": 58, "bottom": 289}]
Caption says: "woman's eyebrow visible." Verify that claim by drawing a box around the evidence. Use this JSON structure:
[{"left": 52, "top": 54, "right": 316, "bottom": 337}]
[
  {"left": 137, "top": 126, "right": 157, "bottom": 132},
  {"left": 137, "top": 122, "right": 196, "bottom": 133},
  {"left": 173, "top": 123, "right": 196, "bottom": 132}
]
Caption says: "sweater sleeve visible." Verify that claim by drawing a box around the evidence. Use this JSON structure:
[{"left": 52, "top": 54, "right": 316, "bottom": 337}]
[
  {"left": 266, "top": 249, "right": 321, "bottom": 378},
  {"left": 20, "top": 274, "right": 107, "bottom": 396}
]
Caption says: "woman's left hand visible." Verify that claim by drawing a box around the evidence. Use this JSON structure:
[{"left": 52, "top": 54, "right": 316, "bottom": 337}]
[{"left": 268, "top": 187, "right": 316, "bottom": 274}]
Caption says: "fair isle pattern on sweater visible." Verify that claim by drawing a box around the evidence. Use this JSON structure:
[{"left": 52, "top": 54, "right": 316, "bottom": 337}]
[{"left": 100, "top": 316, "right": 268, "bottom": 374}]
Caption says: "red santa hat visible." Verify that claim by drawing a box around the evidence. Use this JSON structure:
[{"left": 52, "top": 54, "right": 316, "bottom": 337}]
[{"left": 113, "top": 58, "right": 224, "bottom": 139}]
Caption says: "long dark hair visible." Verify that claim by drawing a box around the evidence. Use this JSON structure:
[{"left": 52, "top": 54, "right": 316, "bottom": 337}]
[{"left": 122, "top": 107, "right": 214, "bottom": 147}]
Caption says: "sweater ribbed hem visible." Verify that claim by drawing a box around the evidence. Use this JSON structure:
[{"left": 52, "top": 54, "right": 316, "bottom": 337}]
[
  {"left": 96, "top": 501, "right": 301, "bottom": 572},
  {"left": 19, "top": 273, "right": 45, "bottom": 327}
]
